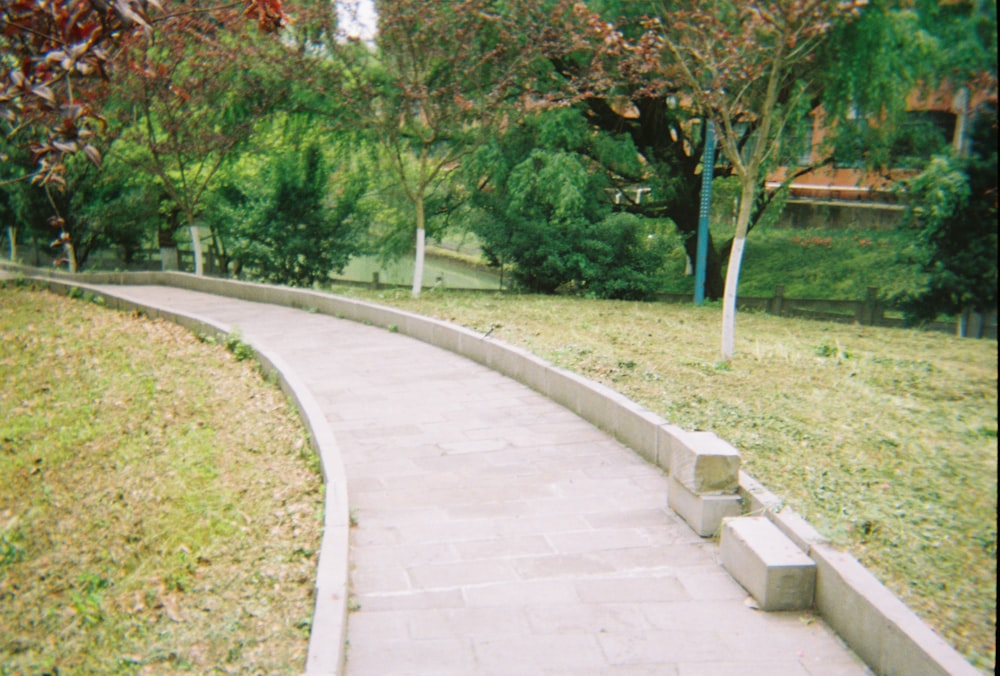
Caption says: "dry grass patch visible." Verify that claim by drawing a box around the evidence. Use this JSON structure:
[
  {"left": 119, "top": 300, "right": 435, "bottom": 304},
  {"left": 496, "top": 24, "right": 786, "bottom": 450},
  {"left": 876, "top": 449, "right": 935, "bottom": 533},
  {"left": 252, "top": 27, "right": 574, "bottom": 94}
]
[
  {"left": 336, "top": 286, "right": 997, "bottom": 671},
  {"left": 1, "top": 285, "right": 322, "bottom": 673}
]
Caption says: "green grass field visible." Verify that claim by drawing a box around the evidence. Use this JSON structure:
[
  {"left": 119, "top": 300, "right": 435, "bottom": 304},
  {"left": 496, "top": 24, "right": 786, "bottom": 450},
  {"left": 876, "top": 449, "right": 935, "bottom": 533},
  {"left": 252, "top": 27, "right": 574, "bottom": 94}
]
[{"left": 651, "top": 225, "right": 921, "bottom": 301}]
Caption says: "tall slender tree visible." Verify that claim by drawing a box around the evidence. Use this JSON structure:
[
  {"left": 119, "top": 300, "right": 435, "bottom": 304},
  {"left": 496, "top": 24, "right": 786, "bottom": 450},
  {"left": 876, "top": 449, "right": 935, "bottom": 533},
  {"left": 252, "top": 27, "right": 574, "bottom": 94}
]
[
  {"left": 649, "top": 0, "right": 867, "bottom": 360},
  {"left": 540, "top": 0, "right": 981, "bottom": 358},
  {"left": 355, "top": 0, "right": 540, "bottom": 296}
]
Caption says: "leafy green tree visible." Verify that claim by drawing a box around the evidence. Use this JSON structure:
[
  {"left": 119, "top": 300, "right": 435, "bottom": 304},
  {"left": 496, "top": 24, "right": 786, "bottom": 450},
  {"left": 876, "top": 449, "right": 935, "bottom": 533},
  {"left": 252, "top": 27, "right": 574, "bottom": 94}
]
[
  {"left": 0, "top": 138, "right": 153, "bottom": 271},
  {"left": 465, "top": 109, "right": 669, "bottom": 298},
  {"left": 650, "top": 0, "right": 868, "bottom": 359},
  {"left": 0, "top": 0, "right": 289, "bottom": 269},
  {"left": 212, "top": 137, "right": 369, "bottom": 287},
  {"left": 896, "top": 104, "right": 997, "bottom": 329},
  {"left": 539, "top": 0, "right": 994, "bottom": 357},
  {"left": 104, "top": 1, "right": 308, "bottom": 274}
]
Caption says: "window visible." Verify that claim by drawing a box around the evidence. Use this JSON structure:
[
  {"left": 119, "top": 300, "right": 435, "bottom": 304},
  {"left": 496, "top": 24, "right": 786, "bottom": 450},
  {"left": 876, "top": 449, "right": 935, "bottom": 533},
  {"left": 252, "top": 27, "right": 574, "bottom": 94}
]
[
  {"left": 890, "top": 110, "right": 956, "bottom": 168},
  {"left": 781, "top": 116, "right": 815, "bottom": 167},
  {"left": 833, "top": 107, "right": 869, "bottom": 169}
]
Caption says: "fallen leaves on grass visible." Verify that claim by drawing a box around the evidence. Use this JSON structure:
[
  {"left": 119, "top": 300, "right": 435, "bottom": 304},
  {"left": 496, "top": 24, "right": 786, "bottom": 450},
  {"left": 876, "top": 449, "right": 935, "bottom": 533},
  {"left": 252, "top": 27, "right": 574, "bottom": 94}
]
[{"left": 0, "top": 286, "right": 322, "bottom": 673}]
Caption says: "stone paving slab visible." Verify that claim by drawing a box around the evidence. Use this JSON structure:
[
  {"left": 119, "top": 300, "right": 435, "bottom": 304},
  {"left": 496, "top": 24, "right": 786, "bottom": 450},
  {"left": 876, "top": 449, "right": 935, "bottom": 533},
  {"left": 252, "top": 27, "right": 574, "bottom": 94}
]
[{"left": 89, "top": 284, "right": 870, "bottom": 675}]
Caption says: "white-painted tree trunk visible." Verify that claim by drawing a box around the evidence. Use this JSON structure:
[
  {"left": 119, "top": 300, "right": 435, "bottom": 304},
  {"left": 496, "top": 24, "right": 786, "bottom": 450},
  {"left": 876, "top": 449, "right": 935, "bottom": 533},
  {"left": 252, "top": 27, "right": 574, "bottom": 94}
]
[
  {"left": 720, "top": 179, "right": 757, "bottom": 361},
  {"left": 65, "top": 242, "right": 77, "bottom": 273},
  {"left": 720, "top": 236, "right": 745, "bottom": 360},
  {"left": 191, "top": 225, "right": 204, "bottom": 276},
  {"left": 412, "top": 227, "right": 426, "bottom": 298},
  {"left": 411, "top": 194, "right": 427, "bottom": 298}
]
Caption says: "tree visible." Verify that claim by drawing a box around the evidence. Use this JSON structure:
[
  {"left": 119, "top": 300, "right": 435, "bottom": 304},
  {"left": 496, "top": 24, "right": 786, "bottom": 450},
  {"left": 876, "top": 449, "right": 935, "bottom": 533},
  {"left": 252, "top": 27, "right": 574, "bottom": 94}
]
[
  {"left": 540, "top": 0, "right": 978, "bottom": 358},
  {"left": 1, "top": 0, "right": 288, "bottom": 184},
  {"left": 0, "top": 136, "right": 151, "bottom": 271},
  {"left": 897, "top": 101, "right": 997, "bottom": 331},
  {"left": 465, "top": 107, "right": 669, "bottom": 298},
  {"left": 106, "top": 2, "right": 298, "bottom": 274},
  {"left": 648, "top": 0, "right": 867, "bottom": 359},
  {"left": 212, "top": 129, "right": 370, "bottom": 287},
  {"left": 1, "top": 0, "right": 289, "bottom": 270},
  {"left": 354, "top": 0, "right": 540, "bottom": 297}
]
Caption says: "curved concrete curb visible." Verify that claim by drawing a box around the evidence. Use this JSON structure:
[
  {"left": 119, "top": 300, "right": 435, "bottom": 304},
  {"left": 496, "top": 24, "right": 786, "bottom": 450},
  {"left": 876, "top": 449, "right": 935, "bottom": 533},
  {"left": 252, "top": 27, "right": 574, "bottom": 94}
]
[{"left": 2, "top": 263, "right": 983, "bottom": 675}]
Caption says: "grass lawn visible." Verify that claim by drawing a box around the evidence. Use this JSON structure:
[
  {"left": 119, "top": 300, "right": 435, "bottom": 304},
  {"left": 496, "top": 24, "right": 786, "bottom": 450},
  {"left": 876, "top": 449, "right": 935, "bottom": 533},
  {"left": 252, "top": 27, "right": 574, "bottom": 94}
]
[
  {"left": 651, "top": 225, "right": 923, "bottom": 301},
  {"left": 334, "top": 284, "right": 998, "bottom": 671},
  {"left": 0, "top": 285, "right": 322, "bottom": 673}
]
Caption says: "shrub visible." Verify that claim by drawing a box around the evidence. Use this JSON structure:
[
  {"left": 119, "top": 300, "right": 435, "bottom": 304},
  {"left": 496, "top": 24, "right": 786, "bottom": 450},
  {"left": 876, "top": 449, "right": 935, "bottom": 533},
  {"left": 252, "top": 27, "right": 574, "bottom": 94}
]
[{"left": 470, "top": 144, "right": 668, "bottom": 299}]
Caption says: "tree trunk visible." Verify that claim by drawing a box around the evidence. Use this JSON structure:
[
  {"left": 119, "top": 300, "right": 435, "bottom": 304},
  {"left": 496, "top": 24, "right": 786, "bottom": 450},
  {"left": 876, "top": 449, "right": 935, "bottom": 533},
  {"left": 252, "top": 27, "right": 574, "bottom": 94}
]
[
  {"left": 191, "top": 225, "right": 204, "bottom": 276},
  {"left": 679, "top": 226, "right": 725, "bottom": 299},
  {"left": 65, "top": 241, "right": 77, "bottom": 273},
  {"left": 411, "top": 195, "right": 427, "bottom": 298},
  {"left": 7, "top": 227, "right": 16, "bottom": 261},
  {"left": 670, "top": 187, "right": 726, "bottom": 299},
  {"left": 720, "top": 178, "right": 757, "bottom": 360}
]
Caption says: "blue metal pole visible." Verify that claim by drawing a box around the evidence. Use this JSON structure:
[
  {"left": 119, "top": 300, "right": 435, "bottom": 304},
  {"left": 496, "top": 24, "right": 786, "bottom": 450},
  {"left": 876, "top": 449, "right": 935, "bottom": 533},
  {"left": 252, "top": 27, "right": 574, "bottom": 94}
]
[{"left": 694, "top": 120, "right": 717, "bottom": 305}]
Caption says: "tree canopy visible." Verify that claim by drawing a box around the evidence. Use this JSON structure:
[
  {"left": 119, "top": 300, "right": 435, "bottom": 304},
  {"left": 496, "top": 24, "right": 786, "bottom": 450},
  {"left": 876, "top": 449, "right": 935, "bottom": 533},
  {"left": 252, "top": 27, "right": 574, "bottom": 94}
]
[
  {"left": 1, "top": 0, "right": 995, "bottom": 328},
  {"left": 1, "top": 0, "right": 289, "bottom": 185}
]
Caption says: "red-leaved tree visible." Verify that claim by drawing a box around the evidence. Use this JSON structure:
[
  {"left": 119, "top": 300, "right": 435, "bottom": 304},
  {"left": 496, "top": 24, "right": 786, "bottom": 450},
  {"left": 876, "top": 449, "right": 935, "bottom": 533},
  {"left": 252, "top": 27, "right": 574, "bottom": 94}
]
[{"left": 1, "top": 0, "right": 288, "bottom": 269}]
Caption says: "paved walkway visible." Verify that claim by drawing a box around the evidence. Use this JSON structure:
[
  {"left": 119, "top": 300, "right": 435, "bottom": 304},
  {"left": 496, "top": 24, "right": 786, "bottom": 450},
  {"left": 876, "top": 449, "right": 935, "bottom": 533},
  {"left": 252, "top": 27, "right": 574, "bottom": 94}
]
[{"left": 89, "top": 284, "right": 868, "bottom": 675}]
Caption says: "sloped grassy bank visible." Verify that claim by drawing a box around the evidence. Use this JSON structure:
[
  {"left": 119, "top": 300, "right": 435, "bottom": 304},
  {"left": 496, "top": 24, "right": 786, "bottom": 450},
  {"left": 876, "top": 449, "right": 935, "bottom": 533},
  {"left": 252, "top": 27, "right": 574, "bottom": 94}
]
[{"left": 0, "top": 285, "right": 322, "bottom": 673}]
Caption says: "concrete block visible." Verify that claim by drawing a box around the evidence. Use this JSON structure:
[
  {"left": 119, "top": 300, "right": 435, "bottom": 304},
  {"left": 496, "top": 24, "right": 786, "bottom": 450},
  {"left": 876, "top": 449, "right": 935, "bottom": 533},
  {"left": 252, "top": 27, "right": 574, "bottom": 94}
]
[
  {"left": 576, "top": 378, "right": 618, "bottom": 435},
  {"left": 615, "top": 404, "right": 662, "bottom": 466},
  {"left": 456, "top": 329, "right": 492, "bottom": 368},
  {"left": 670, "top": 430, "right": 741, "bottom": 494},
  {"left": 655, "top": 423, "right": 685, "bottom": 473},
  {"left": 492, "top": 342, "right": 548, "bottom": 391},
  {"left": 667, "top": 475, "right": 742, "bottom": 537},
  {"left": 429, "top": 320, "right": 462, "bottom": 355},
  {"left": 544, "top": 367, "right": 585, "bottom": 416},
  {"left": 720, "top": 516, "right": 815, "bottom": 612},
  {"left": 615, "top": 399, "right": 664, "bottom": 465},
  {"left": 508, "top": 347, "right": 550, "bottom": 395}
]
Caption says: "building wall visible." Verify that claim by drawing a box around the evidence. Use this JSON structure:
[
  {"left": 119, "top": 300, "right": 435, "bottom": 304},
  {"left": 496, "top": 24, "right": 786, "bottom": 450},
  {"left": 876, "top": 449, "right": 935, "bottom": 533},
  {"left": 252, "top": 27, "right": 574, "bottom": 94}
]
[{"left": 766, "top": 83, "right": 985, "bottom": 226}]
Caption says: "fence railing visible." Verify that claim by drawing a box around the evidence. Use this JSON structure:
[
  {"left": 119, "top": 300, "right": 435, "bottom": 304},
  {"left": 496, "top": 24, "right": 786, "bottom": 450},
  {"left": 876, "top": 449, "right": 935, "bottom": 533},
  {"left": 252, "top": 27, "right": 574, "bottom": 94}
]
[
  {"left": 656, "top": 284, "right": 997, "bottom": 339},
  {"left": 8, "top": 245, "right": 996, "bottom": 339}
]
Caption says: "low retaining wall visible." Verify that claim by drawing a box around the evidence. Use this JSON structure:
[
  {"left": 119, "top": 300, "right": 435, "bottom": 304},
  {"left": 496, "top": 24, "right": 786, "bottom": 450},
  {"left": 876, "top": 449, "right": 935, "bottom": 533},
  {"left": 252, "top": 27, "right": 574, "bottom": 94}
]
[{"left": 1, "top": 263, "right": 982, "bottom": 676}]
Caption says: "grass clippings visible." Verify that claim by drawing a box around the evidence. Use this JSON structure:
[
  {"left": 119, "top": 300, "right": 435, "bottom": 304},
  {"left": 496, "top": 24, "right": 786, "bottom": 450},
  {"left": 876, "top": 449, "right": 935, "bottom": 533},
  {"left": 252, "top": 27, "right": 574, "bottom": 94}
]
[
  {"left": 0, "top": 285, "right": 322, "bottom": 674},
  {"left": 335, "top": 285, "right": 997, "bottom": 671}
]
